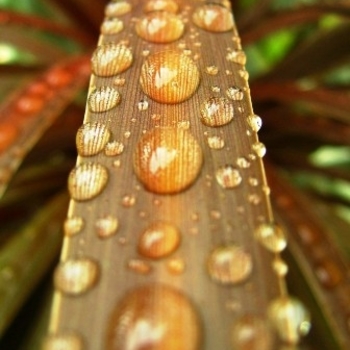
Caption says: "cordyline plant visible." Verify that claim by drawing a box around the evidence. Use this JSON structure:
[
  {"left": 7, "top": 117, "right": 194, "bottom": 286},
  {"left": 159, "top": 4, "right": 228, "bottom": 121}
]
[{"left": 0, "top": 0, "right": 349, "bottom": 349}]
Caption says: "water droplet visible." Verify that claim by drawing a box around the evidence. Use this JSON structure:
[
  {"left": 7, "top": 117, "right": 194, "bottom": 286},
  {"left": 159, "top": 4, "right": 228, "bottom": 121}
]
[
  {"left": 272, "top": 257, "right": 288, "bottom": 277},
  {"left": 101, "top": 18, "right": 124, "bottom": 35},
  {"left": 76, "top": 122, "right": 111, "bottom": 156},
  {"left": 144, "top": 0, "right": 179, "bottom": 13},
  {"left": 268, "top": 297, "right": 311, "bottom": 344},
  {"left": 54, "top": 258, "right": 99, "bottom": 295},
  {"left": 247, "top": 114, "right": 262, "bottom": 132},
  {"left": 138, "top": 222, "right": 180, "bottom": 259},
  {"left": 207, "top": 135, "right": 225, "bottom": 149},
  {"left": 105, "top": 1, "right": 132, "bottom": 17},
  {"left": 124, "top": 131, "right": 131, "bottom": 139},
  {"left": 133, "top": 128, "right": 203, "bottom": 194},
  {"left": 127, "top": 259, "right": 153, "bottom": 274},
  {"left": 211, "top": 85, "right": 221, "bottom": 93},
  {"left": 42, "top": 332, "right": 84, "bottom": 350},
  {"left": 215, "top": 165, "right": 242, "bottom": 188},
  {"left": 136, "top": 12, "right": 184, "bottom": 43},
  {"left": 226, "top": 86, "right": 244, "bottom": 101},
  {"left": 167, "top": 258, "right": 185, "bottom": 275},
  {"left": 231, "top": 315, "right": 272, "bottom": 350},
  {"left": 138, "top": 99, "right": 149, "bottom": 111},
  {"left": 114, "top": 77, "right": 126, "bottom": 87},
  {"left": 205, "top": 65, "right": 219, "bottom": 75},
  {"left": 207, "top": 245, "right": 253, "bottom": 285},
  {"left": 252, "top": 142, "right": 266, "bottom": 158},
  {"left": 106, "top": 284, "right": 201, "bottom": 349},
  {"left": 121, "top": 195, "right": 136, "bottom": 207},
  {"left": 255, "top": 223, "right": 287, "bottom": 253},
  {"left": 248, "top": 194, "right": 261, "bottom": 205},
  {"left": 239, "top": 69, "right": 249, "bottom": 80},
  {"left": 192, "top": 4, "right": 234, "bottom": 32},
  {"left": 68, "top": 163, "right": 108, "bottom": 201},
  {"left": 95, "top": 215, "right": 119, "bottom": 239},
  {"left": 140, "top": 51, "right": 200, "bottom": 104},
  {"left": 88, "top": 86, "right": 121, "bottom": 113},
  {"left": 248, "top": 177, "right": 259, "bottom": 187},
  {"left": 236, "top": 157, "right": 250, "bottom": 169},
  {"left": 104, "top": 141, "right": 125, "bottom": 156},
  {"left": 92, "top": 43, "right": 133, "bottom": 77},
  {"left": 176, "top": 120, "right": 190, "bottom": 130},
  {"left": 210, "top": 210, "right": 221, "bottom": 219},
  {"left": 226, "top": 50, "right": 247, "bottom": 65},
  {"left": 64, "top": 216, "right": 84, "bottom": 236},
  {"left": 200, "top": 97, "right": 234, "bottom": 127}
]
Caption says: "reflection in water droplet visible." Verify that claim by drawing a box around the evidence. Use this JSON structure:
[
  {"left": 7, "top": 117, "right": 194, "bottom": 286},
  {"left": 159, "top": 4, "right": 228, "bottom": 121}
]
[
  {"left": 105, "top": 1, "right": 132, "bottom": 17},
  {"left": 138, "top": 222, "right": 180, "bottom": 259},
  {"left": 136, "top": 12, "right": 184, "bottom": 43},
  {"left": 64, "top": 216, "right": 84, "bottom": 236},
  {"left": 207, "top": 135, "right": 225, "bottom": 149},
  {"left": 127, "top": 259, "right": 153, "bottom": 274},
  {"left": 215, "top": 165, "right": 242, "bottom": 188},
  {"left": 106, "top": 284, "right": 201, "bottom": 350},
  {"left": 42, "top": 332, "right": 84, "bottom": 350},
  {"left": 133, "top": 128, "right": 203, "bottom": 194},
  {"left": 167, "top": 258, "right": 185, "bottom": 275},
  {"left": 205, "top": 65, "right": 219, "bottom": 75},
  {"left": 95, "top": 215, "right": 119, "bottom": 239},
  {"left": 226, "top": 86, "right": 243, "bottom": 101},
  {"left": 144, "top": 0, "right": 179, "bottom": 13},
  {"left": 247, "top": 114, "right": 262, "bottom": 132},
  {"left": 273, "top": 257, "right": 288, "bottom": 277},
  {"left": 192, "top": 4, "right": 234, "bottom": 32},
  {"left": 268, "top": 297, "right": 311, "bottom": 344},
  {"left": 226, "top": 50, "right": 247, "bottom": 65},
  {"left": 140, "top": 51, "right": 200, "bottom": 104},
  {"left": 68, "top": 163, "right": 108, "bottom": 201},
  {"left": 76, "top": 122, "right": 111, "bottom": 157},
  {"left": 54, "top": 258, "right": 99, "bottom": 295},
  {"left": 92, "top": 43, "right": 133, "bottom": 77},
  {"left": 105, "top": 141, "right": 125, "bottom": 156},
  {"left": 255, "top": 223, "right": 287, "bottom": 253},
  {"left": 231, "top": 315, "right": 272, "bottom": 350},
  {"left": 207, "top": 245, "right": 252, "bottom": 285},
  {"left": 252, "top": 142, "right": 266, "bottom": 158},
  {"left": 200, "top": 97, "right": 234, "bottom": 127},
  {"left": 88, "top": 86, "right": 121, "bottom": 113},
  {"left": 101, "top": 18, "right": 124, "bottom": 35}
]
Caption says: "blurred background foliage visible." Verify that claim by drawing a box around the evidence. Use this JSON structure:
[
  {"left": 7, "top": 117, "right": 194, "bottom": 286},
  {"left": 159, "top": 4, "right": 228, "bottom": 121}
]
[{"left": 0, "top": 0, "right": 349, "bottom": 349}]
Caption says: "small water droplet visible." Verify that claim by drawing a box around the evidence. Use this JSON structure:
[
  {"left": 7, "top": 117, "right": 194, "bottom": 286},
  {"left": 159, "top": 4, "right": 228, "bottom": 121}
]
[
  {"left": 248, "top": 177, "right": 259, "bottom": 186},
  {"left": 248, "top": 193, "right": 261, "bottom": 205},
  {"left": 140, "top": 50, "right": 200, "bottom": 104},
  {"left": 92, "top": 43, "right": 133, "bottom": 77},
  {"left": 200, "top": 97, "right": 234, "bottom": 127},
  {"left": 144, "top": 0, "right": 179, "bottom": 13},
  {"left": 239, "top": 69, "right": 249, "bottom": 80},
  {"left": 268, "top": 297, "right": 311, "bottom": 344},
  {"left": 226, "top": 86, "right": 244, "bottom": 101},
  {"left": 122, "top": 194, "right": 136, "bottom": 207},
  {"left": 68, "top": 163, "right": 108, "bottom": 201},
  {"left": 114, "top": 77, "right": 126, "bottom": 87},
  {"left": 136, "top": 12, "right": 184, "bottom": 43},
  {"left": 167, "top": 257, "right": 185, "bottom": 275},
  {"left": 236, "top": 157, "right": 250, "bottom": 169},
  {"left": 105, "top": 1, "right": 132, "bottom": 17},
  {"left": 272, "top": 257, "right": 288, "bottom": 277},
  {"left": 42, "top": 332, "right": 84, "bottom": 350},
  {"left": 205, "top": 65, "right": 219, "bottom": 75},
  {"left": 247, "top": 114, "right": 262, "bottom": 132},
  {"left": 211, "top": 85, "right": 221, "bottom": 93},
  {"left": 138, "top": 222, "right": 180, "bottom": 259},
  {"left": 252, "top": 142, "right": 266, "bottom": 157},
  {"left": 88, "top": 86, "right": 121, "bottom": 113},
  {"left": 210, "top": 210, "right": 221, "bottom": 219},
  {"left": 215, "top": 165, "right": 242, "bottom": 188},
  {"left": 124, "top": 131, "right": 131, "bottom": 139},
  {"left": 127, "top": 259, "right": 152, "bottom": 274},
  {"left": 54, "top": 258, "right": 99, "bottom": 295},
  {"left": 106, "top": 284, "right": 201, "bottom": 349},
  {"left": 226, "top": 50, "right": 247, "bottom": 65},
  {"left": 64, "top": 216, "right": 84, "bottom": 236},
  {"left": 76, "top": 122, "right": 111, "bottom": 156},
  {"left": 95, "top": 215, "right": 119, "bottom": 239},
  {"left": 101, "top": 18, "right": 124, "bottom": 35},
  {"left": 207, "top": 245, "right": 253, "bottom": 285},
  {"left": 192, "top": 4, "right": 234, "bottom": 32},
  {"left": 104, "top": 141, "right": 125, "bottom": 156},
  {"left": 255, "top": 223, "right": 287, "bottom": 253},
  {"left": 133, "top": 128, "right": 203, "bottom": 194},
  {"left": 207, "top": 135, "right": 225, "bottom": 149},
  {"left": 138, "top": 99, "right": 149, "bottom": 111},
  {"left": 231, "top": 315, "right": 273, "bottom": 350}
]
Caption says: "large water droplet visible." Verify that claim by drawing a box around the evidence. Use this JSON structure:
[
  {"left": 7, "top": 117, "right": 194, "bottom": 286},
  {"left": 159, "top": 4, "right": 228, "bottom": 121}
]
[
  {"left": 138, "top": 222, "right": 180, "bottom": 259},
  {"left": 207, "top": 245, "right": 252, "bottom": 285},
  {"left": 64, "top": 216, "right": 84, "bottom": 236},
  {"left": 200, "top": 97, "right": 234, "bottom": 127},
  {"left": 106, "top": 284, "right": 201, "bottom": 350},
  {"left": 95, "top": 215, "right": 119, "bottom": 239},
  {"left": 231, "top": 315, "right": 273, "bottom": 350},
  {"left": 192, "top": 4, "right": 234, "bottom": 32},
  {"left": 136, "top": 12, "right": 184, "bottom": 43},
  {"left": 92, "top": 43, "right": 133, "bottom": 77},
  {"left": 76, "top": 122, "right": 111, "bottom": 156},
  {"left": 226, "top": 86, "right": 244, "bottom": 101},
  {"left": 215, "top": 165, "right": 242, "bottom": 189},
  {"left": 105, "top": 1, "right": 132, "bottom": 17},
  {"left": 133, "top": 128, "right": 203, "bottom": 194},
  {"left": 68, "top": 163, "right": 108, "bottom": 201},
  {"left": 140, "top": 51, "right": 200, "bottom": 104},
  {"left": 42, "top": 332, "right": 84, "bottom": 350},
  {"left": 268, "top": 297, "right": 311, "bottom": 344},
  {"left": 88, "top": 86, "right": 121, "bottom": 113},
  {"left": 144, "top": 0, "right": 179, "bottom": 13},
  {"left": 54, "top": 258, "right": 99, "bottom": 295},
  {"left": 101, "top": 18, "right": 124, "bottom": 35},
  {"left": 255, "top": 223, "right": 287, "bottom": 253}
]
